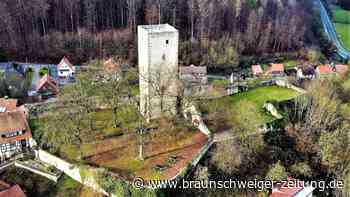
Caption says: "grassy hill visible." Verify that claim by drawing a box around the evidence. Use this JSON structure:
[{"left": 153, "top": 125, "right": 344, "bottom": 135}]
[{"left": 332, "top": 6, "right": 350, "bottom": 50}]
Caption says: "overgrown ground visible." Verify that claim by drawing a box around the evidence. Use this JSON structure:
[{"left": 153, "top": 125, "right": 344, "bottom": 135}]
[
  {"left": 201, "top": 86, "right": 300, "bottom": 132},
  {"left": 332, "top": 5, "right": 350, "bottom": 50},
  {"left": 31, "top": 110, "right": 208, "bottom": 181}
]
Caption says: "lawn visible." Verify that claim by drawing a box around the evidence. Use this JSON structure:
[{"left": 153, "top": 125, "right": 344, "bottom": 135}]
[
  {"left": 335, "top": 23, "right": 350, "bottom": 50},
  {"left": 281, "top": 60, "right": 303, "bottom": 69},
  {"left": 203, "top": 86, "right": 300, "bottom": 132},
  {"left": 332, "top": 6, "right": 350, "bottom": 24}
]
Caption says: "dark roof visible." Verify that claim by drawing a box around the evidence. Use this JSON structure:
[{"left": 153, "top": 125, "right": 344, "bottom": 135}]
[
  {"left": 180, "top": 65, "right": 207, "bottom": 75},
  {"left": 301, "top": 66, "right": 315, "bottom": 76}
]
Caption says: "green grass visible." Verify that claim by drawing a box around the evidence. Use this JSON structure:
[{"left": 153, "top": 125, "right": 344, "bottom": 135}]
[
  {"left": 281, "top": 60, "right": 303, "bottom": 69},
  {"left": 335, "top": 23, "right": 350, "bottom": 50},
  {"left": 207, "top": 86, "right": 300, "bottom": 126},
  {"left": 332, "top": 6, "right": 350, "bottom": 24}
]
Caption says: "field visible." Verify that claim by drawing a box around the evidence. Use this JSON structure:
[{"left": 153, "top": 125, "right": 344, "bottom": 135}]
[
  {"left": 332, "top": 6, "right": 350, "bottom": 24},
  {"left": 203, "top": 86, "right": 300, "bottom": 132},
  {"left": 332, "top": 6, "right": 350, "bottom": 50},
  {"left": 335, "top": 23, "right": 350, "bottom": 50}
]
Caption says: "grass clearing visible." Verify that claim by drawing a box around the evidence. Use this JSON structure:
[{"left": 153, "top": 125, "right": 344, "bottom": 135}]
[
  {"left": 281, "top": 60, "right": 303, "bottom": 69},
  {"left": 203, "top": 86, "right": 300, "bottom": 131},
  {"left": 335, "top": 23, "right": 350, "bottom": 50},
  {"left": 332, "top": 6, "right": 350, "bottom": 24}
]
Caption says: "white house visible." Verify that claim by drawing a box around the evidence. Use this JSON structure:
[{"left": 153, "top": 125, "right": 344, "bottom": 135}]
[
  {"left": 57, "top": 57, "right": 75, "bottom": 78},
  {"left": 138, "top": 24, "right": 179, "bottom": 120}
]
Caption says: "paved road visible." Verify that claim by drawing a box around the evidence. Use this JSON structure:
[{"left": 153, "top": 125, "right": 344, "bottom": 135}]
[{"left": 317, "top": 0, "right": 350, "bottom": 60}]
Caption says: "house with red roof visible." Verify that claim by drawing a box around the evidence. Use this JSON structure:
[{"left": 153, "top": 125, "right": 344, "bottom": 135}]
[
  {"left": 315, "top": 65, "right": 335, "bottom": 78},
  {"left": 267, "top": 63, "right": 285, "bottom": 77},
  {"left": 335, "top": 64, "right": 348, "bottom": 76},
  {"left": 57, "top": 57, "right": 75, "bottom": 78},
  {"left": 36, "top": 74, "right": 59, "bottom": 98},
  {"left": 270, "top": 177, "right": 314, "bottom": 197},
  {"left": 0, "top": 99, "right": 35, "bottom": 161},
  {"left": 0, "top": 181, "right": 26, "bottom": 197},
  {"left": 252, "top": 65, "right": 263, "bottom": 77}
]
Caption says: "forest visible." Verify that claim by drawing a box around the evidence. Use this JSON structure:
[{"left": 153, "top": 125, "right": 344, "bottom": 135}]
[{"left": 0, "top": 0, "right": 319, "bottom": 66}]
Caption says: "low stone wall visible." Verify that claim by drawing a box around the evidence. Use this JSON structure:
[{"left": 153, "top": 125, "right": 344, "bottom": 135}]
[
  {"left": 275, "top": 79, "right": 306, "bottom": 94},
  {"left": 35, "top": 149, "right": 111, "bottom": 196},
  {"left": 14, "top": 161, "right": 60, "bottom": 182}
]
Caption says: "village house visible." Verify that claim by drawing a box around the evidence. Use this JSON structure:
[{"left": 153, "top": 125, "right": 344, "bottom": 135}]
[
  {"left": 180, "top": 64, "right": 208, "bottom": 96},
  {"left": 270, "top": 177, "right": 314, "bottom": 197},
  {"left": 315, "top": 65, "right": 335, "bottom": 78},
  {"left": 296, "top": 66, "right": 315, "bottom": 80},
  {"left": 251, "top": 64, "right": 263, "bottom": 77},
  {"left": 267, "top": 63, "right": 285, "bottom": 77},
  {"left": 0, "top": 180, "right": 26, "bottom": 197},
  {"left": 103, "top": 58, "right": 123, "bottom": 80},
  {"left": 0, "top": 99, "right": 34, "bottom": 161},
  {"left": 36, "top": 74, "right": 59, "bottom": 99},
  {"left": 57, "top": 57, "right": 75, "bottom": 78},
  {"left": 334, "top": 64, "right": 348, "bottom": 76}
]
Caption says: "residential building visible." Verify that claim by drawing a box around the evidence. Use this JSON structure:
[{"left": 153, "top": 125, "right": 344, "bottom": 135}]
[
  {"left": 315, "top": 65, "right": 335, "bottom": 78},
  {"left": 0, "top": 99, "right": 34, "bottom": 160},
  {"left": 180, "top": 64, "right": 208, "bottom": 96},
  {"left": 335, "top": 64, "right": 348, "bottom": 76},
  {"left": 57, "top": 57, "right": 75, "bottom": 78},
  {"left": 296, "top": 66, "right": 315, "bottom": 80},
  {"left": 180, "top": 64, "right": 208, "bottom": 84},
  {"left": 103, "top": 58, "right": 123, "bottom": 80},
  {"left": 36, "top": 74, "right": 59, "bottom": 98},
  {"left": 252, "top": 65, "right": 263, "bottom": 77},
  {"left": 0, "top": 98, "right": 18, "bottom": 112},
  {"left": 270, "top": 178, "right": 314, "bottom": 197},
  {"left": 267, "top": 64, "right": 285, "bottom": 77},
  {"left": 0, "top": 181, "right": 26, "bottom": 197},
  {"left": 138, "top": 24, "right": 179, "bottom": 120}
]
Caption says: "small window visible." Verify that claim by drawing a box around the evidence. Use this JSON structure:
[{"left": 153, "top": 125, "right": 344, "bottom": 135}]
[{"left": 166, "top": 40, "right": 169, "bottom": 44}]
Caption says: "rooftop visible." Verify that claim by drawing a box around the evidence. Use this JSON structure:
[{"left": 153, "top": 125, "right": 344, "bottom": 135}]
[
  {"left": 0, "top": 98, "right": 18, "bottom": 112},
  {"left": 0, "top": 111, "right": 28, "bottom": 133},
  {"left": 138, "top": 24, "right": 178, "bottom": 33},
  {"left": 0, "top": 185, "right": 26, "bottom": 197},
  {"left": 270, "top": 178, "right": 314, "bottom": 197}
]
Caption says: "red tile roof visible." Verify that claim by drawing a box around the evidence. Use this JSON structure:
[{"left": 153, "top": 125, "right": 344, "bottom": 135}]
[
  {"left": 36, "top": 74, "right": 59, "bottom": 94},
  {"left": 335, "top": 64, "right": 348, "bottom": 75},
  {"left": 270, "top": 64, "right": 284, "bottom": 72},
  {"left": 0, "top": 111, "right": 29, "bottom": 133},
  {"left": 270, "top": 178, "right": 306, "bottom": 197},
  {"left": 0, "top": 185, "right": 26, "bottom": 197},
  {"left": 252, "top": 65, "right": 263, "bottom": 75},
  {"left": 0, "top": 99, "right": 18, "bottom": 112},
  {"left": 317, "top": 65, "right": 333, "bottom": 75}
]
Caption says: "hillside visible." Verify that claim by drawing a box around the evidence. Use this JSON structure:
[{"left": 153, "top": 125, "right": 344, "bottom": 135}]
[{"left": 0, "top": 0, "right": 316, "bottom": 65}]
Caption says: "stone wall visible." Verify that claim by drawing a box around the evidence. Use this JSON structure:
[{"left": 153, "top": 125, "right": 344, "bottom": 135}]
[{"left": 35, "top": 149, "right": 111, "bottom": 196}]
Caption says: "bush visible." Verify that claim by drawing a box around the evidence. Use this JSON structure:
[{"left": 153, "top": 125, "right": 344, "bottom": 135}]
[{"left": 39, "top": 67, "right": 49, "bottom": 77}]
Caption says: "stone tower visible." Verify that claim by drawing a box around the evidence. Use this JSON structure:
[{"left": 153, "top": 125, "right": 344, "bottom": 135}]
[{"left": 138, "top": 24, "right": 179, "bottom": 121}]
